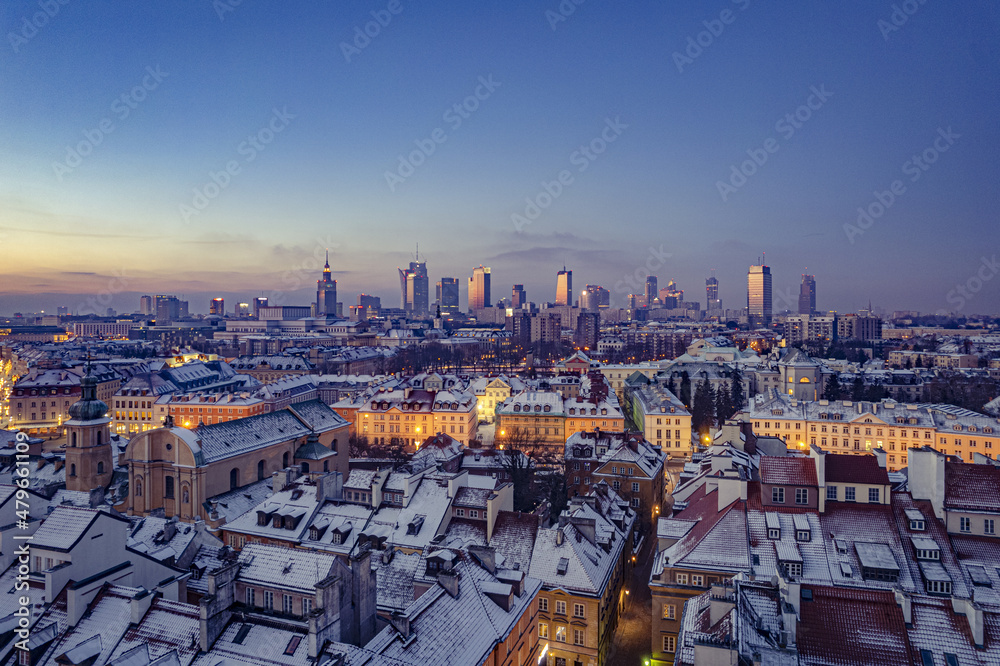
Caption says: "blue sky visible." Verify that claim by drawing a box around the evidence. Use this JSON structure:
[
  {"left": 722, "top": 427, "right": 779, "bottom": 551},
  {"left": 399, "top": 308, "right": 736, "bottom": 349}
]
[{"left": 1, "top": 0, "right": 998, "bottom": 316}]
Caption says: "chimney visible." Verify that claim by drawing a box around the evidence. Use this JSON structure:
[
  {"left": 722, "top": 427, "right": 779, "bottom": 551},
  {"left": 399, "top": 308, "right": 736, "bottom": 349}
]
[
  {"left": 556, "top": 528, "right": 564, "bottom": 545},
  {"left": 388, "top": 611, "right": 411, "bottom": 639},
  {"left": 89, "top": 486, "right": 106, "bottom": 508},
  {"left": 469, "top": 545, "right": 496, "bottom": 574},
  {"left": 894, "top": 590, "right": 912, "bottom": 625},
  {"left": 952, "top": 596, "right": 984, "bottom": 647},
  {"left": 438, "top": 570, "right": 460, "bottom": 598},
  {"left": 131, "top": 588, "right": 155, "bottom": 624}
]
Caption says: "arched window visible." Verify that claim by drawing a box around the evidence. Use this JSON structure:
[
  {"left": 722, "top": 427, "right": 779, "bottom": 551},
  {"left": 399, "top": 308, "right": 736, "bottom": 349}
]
[
  {"left": 301, "top": 462, "right": 310, "bottom": 474},
  {"left": 97, "top": 431, "right": 102, "bottom": 446},
  {"left": 135, "top": 477, "right": 142, "bottom": 497},
  {"left": 165, "top": 476, "right": 174, "bottom": 498},
  {"left": 70, "top": 464, "right": 76, "bottom": 477},
  {"left": 71, "top": 432, "right": 77, "bottom": 447},
  {"left": 331, "top": 438, "right": 338, "bottom": 453},
  {"left": 257, "top": 460, "right": 265, "bottom": 481},
  {"left": 323, "top": 461, "right": 329, "bottom": 473},
  {"left": 97, "top": 462, "right": 104, "bottom": 474},
  {"left": 282, "top": 452, "right": 289, "bottom": 468},
  {"left": 230, "top": 468, "right": 239, "bottom": 490}
]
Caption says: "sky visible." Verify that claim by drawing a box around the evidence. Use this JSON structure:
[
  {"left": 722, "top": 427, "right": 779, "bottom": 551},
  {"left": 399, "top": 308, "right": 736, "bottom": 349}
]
[{"left": 1, "top": 0, "right": 999, "bottom": 317}]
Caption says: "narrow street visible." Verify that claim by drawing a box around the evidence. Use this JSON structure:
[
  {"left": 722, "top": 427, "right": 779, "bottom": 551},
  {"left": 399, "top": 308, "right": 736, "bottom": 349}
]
[{"left": 610, "top": 531, "right": 656, "bottom": 665}]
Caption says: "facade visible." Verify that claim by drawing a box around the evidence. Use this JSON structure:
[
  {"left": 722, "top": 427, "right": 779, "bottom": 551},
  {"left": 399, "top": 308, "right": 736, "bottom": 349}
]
[
  {"left": 210, "top": 298, "right": 225, "bottom": 316},
  {"left": 399, "top": 258, "right": 428, "bottom": 316},
  {"left": 436, "top": 277, "right": 459, "bottom": 313},
  {"left": 623, "top": 377, "right": 694, "bottom": 457},
  {"left": 741, "top": 394, "right": 1000, "bottom": 472},
  {"left": 783, "top": 314, "right": 835, "bottom": 345},
  {"left": 747, "top": 264, "right": 772, "bottom": 327},
  {"left": 356, "top": 379, "right": 479, "bottom": 447}
]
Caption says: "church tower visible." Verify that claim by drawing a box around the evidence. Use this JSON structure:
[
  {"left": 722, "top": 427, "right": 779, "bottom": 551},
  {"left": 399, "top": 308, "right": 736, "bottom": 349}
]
[
  {"left": 316, "top": 249, "right": 338, "bottom": 317},
  {"left": 64, "top": 365, "right": 113, "bottom": 492}
]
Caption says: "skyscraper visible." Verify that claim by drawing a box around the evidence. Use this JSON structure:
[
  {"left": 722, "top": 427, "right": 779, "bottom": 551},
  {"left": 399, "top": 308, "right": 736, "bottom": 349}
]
[
  {"left": 555, "top": 267, "right": 572, "bottom": 306},
  {"left": 645, "top": 276, "right": 658, "bottom": 307},
  {"left": 316, "top": 250, "right": 338, "bottom": 317},
  {"left": 398, "top": 253, "right": 429, "bottom": 316},
  {"left": 747, "top": 264, "right": 772, "bottom": 327},
  {"left": 799, "top": 274, "right": 816, "bottom": 315},
  {"left": 581, "top": 285, "right": 609, "bottom": 311},
  {"left": 210, "top": 298, "right": 225, "bottom": 316},
  {"left": 139, "top": 295, "right": 153, "bottom": 315},
  {"left": 706, "top": 275, "right": 721, "bottom": 310},
  {"left": 436, "top": 277, "right": 459, "bottom": 313},
  {"left": 511, "top": 284, "right": 526, "bottom": 309},
  {"left": 468, "top": 266, "right": 491, "bottom": 310}
]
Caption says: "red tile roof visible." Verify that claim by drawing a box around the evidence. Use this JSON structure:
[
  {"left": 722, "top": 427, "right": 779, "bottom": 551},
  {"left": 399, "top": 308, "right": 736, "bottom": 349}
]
[
  {"left": 825, "top": 453, "right": 890, "bottom": 486},
  {"left": 759, "top": 456, "right": 817, "bottom": 486},
  {"left": 944, "top": 462, "right": 1000, "bottom": 512},
  {"left": 798, "top": 586, "right": 912, "bottom": 666}
]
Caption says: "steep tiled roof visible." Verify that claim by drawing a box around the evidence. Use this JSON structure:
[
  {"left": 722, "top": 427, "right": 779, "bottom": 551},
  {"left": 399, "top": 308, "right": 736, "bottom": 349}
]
[
  {"left": 759, "top": 455, "right": 817, "bottom": 486},
  {"left": 797, "top": 586, "right": 912, "bottom": 666},
  {"left": 944, "top": 462, "right": 1000, "bottom": 512},
  {"left": 825, "top": 453, "right": 890, "bottom": 485}
]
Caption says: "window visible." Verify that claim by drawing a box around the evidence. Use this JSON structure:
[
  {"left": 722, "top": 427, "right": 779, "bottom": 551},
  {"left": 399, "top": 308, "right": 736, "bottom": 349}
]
[
  {"left": 470, "top": 510, "right": 479, "bottom": 518},
  {"left": 632, "top": 482, "right": 640, "bottom": 493},
  {"left": 960, "top": 517, "right": 971, "bottom": 533},
  {"left": 573, "top": 603, "right": 585, "bottom": 618},
  {"left": 676, "top": 573, "right": 688, "bottom": 585},
  {"left": 632, "top": 497, "right": 640, "bottom": 508},
  {"left": 283, "top": 594, "right": 294, "bottom": 614},
  {"left": 230, "top": 468, "right": 239, "bottom": 490},
  {"left": 246, "top": 588, "right": 255, "bottom": 606},
  {"left": 573, "top": 629, "right": 585, "bottom": 646},
  {"left": 456, "top": 508, "right": 465, "bottom": 517},
  {"left": 869, "top": 488, "right": 880, "bottom": 503},
  {"left": 845, "top": 487, "right": 856, "bottom": 502},
  {"left": 555, "top": 626, "right": 567, "bottom": 643},
  {"left": 663, "top": 604, "right": 676, "bottom": 620},
  {"left": 165, "top": 476, "right": 174, "bottom": 499},
  {"left": 691, "top": 575, "right": 704, "bottom": 586},
  {"left": 795, "top": 488, "right": 808, "bottom": 505},
  {"left": 258, "top": 460, "right": 265, "bottom": 480},
  {"left": 555, "top": 600, "right": 567, "bottom": 615},
  {"left": 768, "top": 528, "right": 780, "bottom": 539},
  {"left": 826, "top": 486, "right": 837, "bottom": 500},
  {"left": 263, "top": 590, "right": 274, "bottom": 611},
  {"left": 663, "top": 635, "right": 676, "bottom": 653},
  {"left": 538, "top": 597, "right": 548, "bottom": 612},
  {"left": 986, "top": 519, "right": 995, "bottom": 535},
  {"left": 772, "top": 487, "right": 785, "bottom": 503},
  {"left": 539, "top": 623, "right": 548, "bottom": 639},
  {"left": 785, "top": 562, "right": 802, "bottom": 577}
]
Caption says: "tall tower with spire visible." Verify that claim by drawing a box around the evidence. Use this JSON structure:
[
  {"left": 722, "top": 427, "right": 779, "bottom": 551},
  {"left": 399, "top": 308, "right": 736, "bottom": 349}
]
[
  {"left": 316, "top": 250, "right": 338, "bottom": 317},
  {"left": 65, "top": 359, "right": 113, "bottom": 492}
]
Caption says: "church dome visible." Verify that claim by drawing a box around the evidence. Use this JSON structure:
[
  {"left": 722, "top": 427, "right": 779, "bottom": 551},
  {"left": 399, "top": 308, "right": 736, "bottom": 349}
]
[{"left": 68, "top": 375, "right": 109, "bottom": 421}]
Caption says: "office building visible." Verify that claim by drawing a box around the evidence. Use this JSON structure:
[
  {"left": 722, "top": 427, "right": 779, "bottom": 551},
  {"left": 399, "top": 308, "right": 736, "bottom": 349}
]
[
  {"left": 252, "top": 296, "right": 268, "bottom": 318},
  {"left": 398, "top": 255, "right": 429, "bottom": 317},
  {"left": 556, "top": 267, "right": 572, "bottom": 306},
  {"left": 436, "top": 277, "right": 459, "bottom": 313},
  {"left": 139, "top": 295, "right": 153, "bottom": 315},
  {"left": 511, "top": 284, "right": 526, "bottom": 309},
  {"left": 154, "top": 295, "right": 181, "bottom": 323},
  {"left": 645, "top": 275, "right": 658, "bottom": 307},
  {"left": 706, "top": 275, "right": 721, "bottom": 310},
  {"left": 580, "top": 284, "right": 609, "bottom": 311},
  {"left": 747, "top": 264, "right": 772, "bottom": 327},
  {"left": 210, "top": 298, "right": 225, "bottom": 316},
  {"left": 469, "top": 266, "right": 491, "bottom": 310},
  {"left": 799, "top": 274, "right": 816, "bottom": 315}
]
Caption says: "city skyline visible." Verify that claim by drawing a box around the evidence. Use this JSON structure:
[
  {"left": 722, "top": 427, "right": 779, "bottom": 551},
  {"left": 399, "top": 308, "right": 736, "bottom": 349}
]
[{"left": 1, "top": 1, "right": 998, "bottom": 316}]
